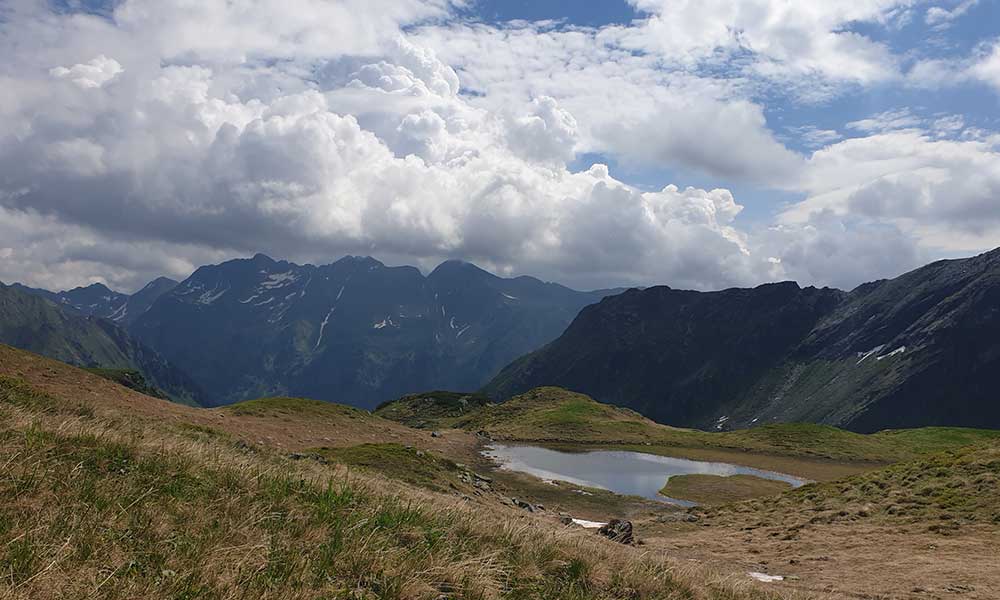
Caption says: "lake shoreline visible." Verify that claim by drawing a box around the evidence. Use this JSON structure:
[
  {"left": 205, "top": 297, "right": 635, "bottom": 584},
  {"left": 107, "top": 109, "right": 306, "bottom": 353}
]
[{"left": 483, "top": 443, "right": 809, "bottom": 506}]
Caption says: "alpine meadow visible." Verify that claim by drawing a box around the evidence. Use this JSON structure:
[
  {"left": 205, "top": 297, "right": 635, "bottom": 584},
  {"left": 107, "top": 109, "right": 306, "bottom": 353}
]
[{"left": 3, "top": 1, "right": 1000, "bottom": 598}]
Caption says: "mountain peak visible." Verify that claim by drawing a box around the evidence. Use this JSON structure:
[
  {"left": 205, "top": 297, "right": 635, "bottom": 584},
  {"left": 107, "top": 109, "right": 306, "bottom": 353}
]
[
  {"left": 142, "top": 276, "right": 180, "bottom": 289},
  {"left": 69, "top": 282, "right": 114, "bottom": 294},
  {"left": 428, "top": 259, "right": 496, "bottom": 282}
]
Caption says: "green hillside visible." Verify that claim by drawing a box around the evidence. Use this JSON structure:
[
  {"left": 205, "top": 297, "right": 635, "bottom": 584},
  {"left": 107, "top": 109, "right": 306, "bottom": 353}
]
[{"left": 382, "top": 386, "right": 1000, "bottom": 464}]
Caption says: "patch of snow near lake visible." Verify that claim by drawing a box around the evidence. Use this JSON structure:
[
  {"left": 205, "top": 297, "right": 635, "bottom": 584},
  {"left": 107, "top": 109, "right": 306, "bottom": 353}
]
[
  {"left": 571, "top": 519, "right": 606, "bottom": 529},
  {"left": 749, "top": 572, "right": 784, "bottom": 583}
]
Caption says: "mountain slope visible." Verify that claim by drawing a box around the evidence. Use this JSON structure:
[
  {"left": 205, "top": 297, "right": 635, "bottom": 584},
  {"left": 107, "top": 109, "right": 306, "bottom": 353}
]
[
  {"left": 485, "top": 248, "right": 1000, "bottom": 432},
  {"left": 131, "top": 254, "right": 615, "bottom": 408},
  {"left": 0, "top": 283, "right": 201, "bottom": 405},
  {"left": 11, "top": 281, "right": 129, "bottom": 320},
  {"left": 12, "top": 276, "right": 178, "bottom": 325}
]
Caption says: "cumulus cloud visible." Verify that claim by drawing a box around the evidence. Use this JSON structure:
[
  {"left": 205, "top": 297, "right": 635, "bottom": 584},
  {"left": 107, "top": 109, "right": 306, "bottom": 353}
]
[
  {"left": 758, "top": 215, "right": 926, "bottom": 290},
  {"left": 505, "top": 96, "right": 579, "bottom": 164},
  {"left": 781, "top": 129, "right": 1000, "bottom": 254},
  {"left": 415, "top": 23, "right": 804, "bottom": 184},
  {"left": 50, "top": 55, "right": 123, "bottom": 89},
  {"left": 1, "top": 0, "right": 998, "bottom": 296},
  {"left": 0, "top": 0, "right": 776, "bottom": 293}
]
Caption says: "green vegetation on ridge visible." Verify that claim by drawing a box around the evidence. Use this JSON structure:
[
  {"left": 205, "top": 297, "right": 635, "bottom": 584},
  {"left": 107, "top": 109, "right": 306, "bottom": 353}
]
[
  {"left": 380, "top": 387, "right": 1000, "bottom": 464},
  {"left": 223, "top": 396, "right": 374, "bottom": 419},
  {"left": 373, "top": 390, "right": 493, "bottom": 429}
]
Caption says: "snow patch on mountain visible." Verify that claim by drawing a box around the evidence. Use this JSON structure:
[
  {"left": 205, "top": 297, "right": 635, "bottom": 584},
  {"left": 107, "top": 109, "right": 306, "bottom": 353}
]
[
  {"left": 856, "top": 345, "right": 886, "bottom": 365},
  {"left": 260, "top": 272, "right": 300, "bottom": 289},
  {"left": 315, "top": 307, "right": 336, "bottom": 350},
  {"left": 197, "top": 285, "right": 229, "bottom": 305},
  {"left": 877, "top": 346, "right": 906, "bottom": 360}
]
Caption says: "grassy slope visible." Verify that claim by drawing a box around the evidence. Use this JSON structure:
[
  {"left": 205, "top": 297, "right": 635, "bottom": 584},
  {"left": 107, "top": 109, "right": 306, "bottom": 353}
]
[
  {"left": 83, "top": 368, "right": 172, "bottom": 402},
  {"left": 373, "top": 391, "right": 493, "bottom": 429},
  {"left": 660, "top": 475, "right": 792, "bottom": 505},
  {"left": 702, "top": 441, "right": 1000, "bottom": 535},
  {"left": 440, "top": 387, "right": 1000, "bottom": 464},
  {"left": 0, "top": 359, "right": 785, "bottom": 600},
  {"left": 315, "top": 443, "right": 464, "bottom": 494},
  {"left": 224, "top": 396, "right": 374, "bottom": 419}
]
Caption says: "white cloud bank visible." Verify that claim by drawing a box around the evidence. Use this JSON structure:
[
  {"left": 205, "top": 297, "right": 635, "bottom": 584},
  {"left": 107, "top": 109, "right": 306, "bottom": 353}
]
[{"left": 0, "top": 0, "right": 997, "bottom": 294}]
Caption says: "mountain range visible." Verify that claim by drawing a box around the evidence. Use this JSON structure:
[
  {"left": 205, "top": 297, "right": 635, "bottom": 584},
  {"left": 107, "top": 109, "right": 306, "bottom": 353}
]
[
  {"left": 0, "top": 281, "right": 201, "bottom": 405},
  {"left": 9, "top": 248, "right": 1000, "bottom": 432},
  {"left": 127, "top": 254, "right": 620, "bottom": 407},
  {"left": 485, "top": 248, "right": 1000, "bottom": 433},
  {"left": 12, "top": 277, "right": 178, "bottom": 325}
]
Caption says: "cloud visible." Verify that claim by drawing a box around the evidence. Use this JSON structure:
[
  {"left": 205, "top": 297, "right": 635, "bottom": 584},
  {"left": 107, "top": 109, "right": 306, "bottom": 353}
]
[
  {"left": 968, "top": 40, "right": 1000, "bottom": 91},
  {"left": 781, "top": 129, "right": 1000, "bottom": 254},
  {"left": 620, "top": 0, "right": 908, "bottom": 86},
  {"left": 925, "top": 0, "right": 979, "bottom": 28},
  {"left": 504, "top": 96, "right": 579, "bottom": 164},
  {"left": 0, "top": 0, "right": 777, "bottom": 293},
  {"left": 50, "top": 55, "right": 123, "bottom": 89},
  {"left": 784, "top": 126, "right": 843, "bottom": 149},
  {"left": 846, "top": 108, "right": 923, "bottom": 133},
  {"left": 414, "top": 22, "right": 804, "bottom": 184},
  {"left": 758, "top": 214, "right": 926, "bottom": 290},
  {"left": 1, "top": 0, "right": 998, "bottom": 297},
  {"left": 907, "top": 39, "right": 1000, "bottom": 93}
]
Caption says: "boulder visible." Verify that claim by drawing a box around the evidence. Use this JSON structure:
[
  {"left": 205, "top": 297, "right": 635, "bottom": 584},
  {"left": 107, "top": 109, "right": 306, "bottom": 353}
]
[
  {"left": 510, "top": 498, "right": 536, "bottom": 512},
  {"left": 597, "top": 519, "right": 634, "bottom": 544}
]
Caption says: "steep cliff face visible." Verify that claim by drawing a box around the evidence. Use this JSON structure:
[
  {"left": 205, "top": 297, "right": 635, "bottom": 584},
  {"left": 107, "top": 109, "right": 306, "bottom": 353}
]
[{"left": 486, "top": 249, "right": 1000, "bottom": 432}]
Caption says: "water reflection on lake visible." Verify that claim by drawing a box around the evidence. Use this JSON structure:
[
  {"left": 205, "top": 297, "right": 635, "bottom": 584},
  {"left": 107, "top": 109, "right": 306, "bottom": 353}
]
[{"left": 484, "top": 444, "right": 809, "bottom": 506}]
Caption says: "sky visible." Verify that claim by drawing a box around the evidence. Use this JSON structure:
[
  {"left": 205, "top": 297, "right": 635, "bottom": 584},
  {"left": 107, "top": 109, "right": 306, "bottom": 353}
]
[{"left": 1, "top": 0, "right": 999, "bottom": 293}]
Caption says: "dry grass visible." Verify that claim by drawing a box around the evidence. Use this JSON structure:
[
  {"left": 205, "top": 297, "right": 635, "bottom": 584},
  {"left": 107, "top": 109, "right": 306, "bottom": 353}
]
[
  {"left": 0, "top": 369, "right": 797, "bottom": 600},
  {"left": 643, "top": 440, "right": 1000, "bottom": 598},
  {"left": 660, "top": 475, "right": 792, "bottom": 506}
]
